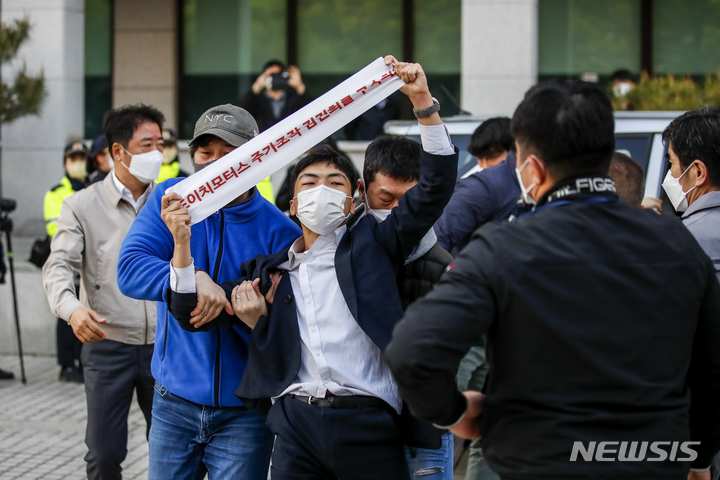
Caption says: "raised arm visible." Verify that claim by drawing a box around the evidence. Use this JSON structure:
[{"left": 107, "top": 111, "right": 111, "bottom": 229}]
[
  {"left": 117, "top": 181, "right": 178, "bottom": 301},
  {"left": 373, "top": 56, "right": 458, "bottom": 263}
]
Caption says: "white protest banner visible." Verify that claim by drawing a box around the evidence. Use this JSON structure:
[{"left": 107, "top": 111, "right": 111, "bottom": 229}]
[{"left": 167, "top": 57, "right": 404, "bottom": 225}]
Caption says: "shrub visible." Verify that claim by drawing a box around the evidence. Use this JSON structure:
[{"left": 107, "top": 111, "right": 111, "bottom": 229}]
[{"left": 612, "top": 72, "right": 720, "bottom": 111}]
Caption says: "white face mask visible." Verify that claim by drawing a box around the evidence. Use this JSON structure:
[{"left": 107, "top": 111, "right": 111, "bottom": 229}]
[
  {"left": 613, "top": 82, "right": 633, "bottom": 97},
  {"left": 66, "top": 160, "right": 87, "bottom": 180},
  {"left": 367, "top": 204, "right": 392, "bottom": 223},
  {"left": 361, "top": 181, "right": 393, "bottom": 222},
  {"left": 515, "top": 157, "right": 538, "bottom": 205},
  {"left": 294, "top": 185, "right": 351, "bottom": 235},
  {"left": 120, "top": 146, "right": 163, "bottom": 184},
  {"left": 662, "top": 164, "right": 696, "bottom": 213}
]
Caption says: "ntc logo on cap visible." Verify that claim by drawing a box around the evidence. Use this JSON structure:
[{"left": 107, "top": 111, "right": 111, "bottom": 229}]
[
  {"left": 72, "top": 142, "right": 83, "bottom": 151},
  {"left": 205, "top": 114, "right": 234, "bottom": 125}
]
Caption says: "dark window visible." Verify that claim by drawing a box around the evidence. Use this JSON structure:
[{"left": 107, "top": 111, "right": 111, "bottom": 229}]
[{"left": 84, "top": 0, "right": 112, "bottom": 138}]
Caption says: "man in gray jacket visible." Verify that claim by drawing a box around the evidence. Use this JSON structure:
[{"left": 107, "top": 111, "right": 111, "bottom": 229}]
[
  {"left": 662, "top": 107, "right": 720, "bottom": 283},
  {"left": 42, "top": 104, "right": 164, "bottom": 480},
  {"left": 662, "top": 107, "right": 720, "bottom": 480}
]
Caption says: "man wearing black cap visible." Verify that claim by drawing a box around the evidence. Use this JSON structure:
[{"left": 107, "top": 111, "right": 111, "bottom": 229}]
[
  {"left": 88, "top": 135, "right": 113, "bottom": 184},
  {"left": 43, "top": 141, "right": 88, "bottom": 382},
  {"left": 118, "top": 104, "right": 301, "bottom": 480},
  {"left": 386, "top": 80, "right": 720, "bottom": 480},
  {"left": 157, "top": 128, "right": 190, "bottom": 183}
]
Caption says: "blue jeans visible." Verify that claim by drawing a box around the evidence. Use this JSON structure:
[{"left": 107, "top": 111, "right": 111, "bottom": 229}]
[
  {"left": 405, "top": 431, "right": 454, "bottom": 479},
  {"left": 148, "top": 383, "right": 273, "bottom": 480}
]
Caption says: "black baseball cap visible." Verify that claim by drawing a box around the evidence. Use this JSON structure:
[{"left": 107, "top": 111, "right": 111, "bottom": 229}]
[
  {"left": 64, "top": 142, "right": 88, "bottom": 159},
  {"left": 162, "top": 128, "right": 178, "bottom": 145},
  {"left": 89, "top": 135, "right": 108, "bottom": 158},
  {"left": 189, "top": 104, "right": 258, "bottom": 149}
]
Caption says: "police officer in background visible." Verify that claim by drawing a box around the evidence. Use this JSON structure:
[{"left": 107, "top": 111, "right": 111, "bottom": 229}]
[
  {"left": 88, "top": 135, "right": 113, "bottom": 185},
  {"left": 156, "top": 128, "right": 190, "bottom": 183},
  {"left": 386, "top": 79, "right": 720, "bottom": 480},
  {"left": 43, "top": 142, "right": 88, "bottom": 382}
]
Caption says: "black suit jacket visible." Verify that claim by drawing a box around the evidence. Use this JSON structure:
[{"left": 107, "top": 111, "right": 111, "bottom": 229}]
[{"left": 169, "top": 147, "right": 458, "bottom": 448}]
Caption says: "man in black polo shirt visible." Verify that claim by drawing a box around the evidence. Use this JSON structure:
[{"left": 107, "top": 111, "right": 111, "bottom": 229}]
[{"left": 386, "top": 79, "right": 720, "bottom": 480}]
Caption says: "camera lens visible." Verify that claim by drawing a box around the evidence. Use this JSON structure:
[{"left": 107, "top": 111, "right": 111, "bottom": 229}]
[{"left": 0, "top": 198, "right": 17, "bottom": 213}]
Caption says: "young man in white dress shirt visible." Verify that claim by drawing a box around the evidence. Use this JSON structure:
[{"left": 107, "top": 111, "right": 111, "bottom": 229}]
[{"left": 162, "top": 56, "right": 458, "bottom": 480}]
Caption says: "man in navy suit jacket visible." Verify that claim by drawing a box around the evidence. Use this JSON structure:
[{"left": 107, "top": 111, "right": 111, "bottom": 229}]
[{"left": 163, "top": 56, "right": 458, "bottom": 480}]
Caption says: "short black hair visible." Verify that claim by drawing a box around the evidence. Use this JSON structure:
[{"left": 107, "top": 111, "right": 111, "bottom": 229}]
[
  {"left": 363, "top": 135, "right": 421, "bottom": 186},
  {"left": 468, "top": 117, "right": 515, "bottom": 159},
  {"left": 511, "top": 79, "right": 615, "bottom": 179},
  {"left": 611, "top": 69, "right": 636, "bottom": 83},
  {"left": 608, "top": 152, "right": 644, "bottom": 208},
  {"left": 263, "top": 59, "right": 286, "bottom": 72},
  {"left": 103, "top": 104, "right": 165, "bottom": 151},
  {"left": 292, "top": 145, "right": 359, "bottom": 196},
  {"left": 662, "top": 107, "right": 720, "bottom": 188}
]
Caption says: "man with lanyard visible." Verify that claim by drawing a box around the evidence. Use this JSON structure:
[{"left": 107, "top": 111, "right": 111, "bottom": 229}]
[{"left": 385, "top": 79, "right": 720, "bottom": 480}]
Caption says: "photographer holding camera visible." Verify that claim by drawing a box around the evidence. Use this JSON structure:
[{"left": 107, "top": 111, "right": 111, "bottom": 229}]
[{"left": 240, "top": 59, "right": 313, "bottom": 133}]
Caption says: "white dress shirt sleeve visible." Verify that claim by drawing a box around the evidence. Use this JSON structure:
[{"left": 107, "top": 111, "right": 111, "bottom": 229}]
[
  {"left": 418, "top": 123, "right": 455, "bottom": 156},
  {"left": 169, "top": 261, "right": 197, "bottom": 293}
]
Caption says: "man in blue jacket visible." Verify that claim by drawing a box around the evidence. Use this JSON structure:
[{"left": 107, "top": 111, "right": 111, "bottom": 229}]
[
  {"left": 434, "top": 152, "right": 522, "bottom": 256},
  {"left": 117, "top": 104, "right": 301, "bottom": 479},
  {"left": 164, "top": 56, "right": 458, "bottom": 480}
]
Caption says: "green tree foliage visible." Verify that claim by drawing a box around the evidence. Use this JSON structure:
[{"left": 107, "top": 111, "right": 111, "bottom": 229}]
[
  {"left": 613, "top": 72, "right": 720, "bottom": 111},
  {"left": 0, "top": 16, "right": 45, "bottom": 124}
]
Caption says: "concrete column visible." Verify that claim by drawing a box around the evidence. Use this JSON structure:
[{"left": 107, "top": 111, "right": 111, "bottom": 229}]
[
  {"left": 0, "top": 0, "right": 85, "bottom": 235},
  {"left": 461, "top": 0, "right": 538, "bottom": 116},
  {"left": 0, "top": 1, "right": 82, "bottom": 355},
  {"left": 113, "top": 0, "right": 178, "bottom": 129}
]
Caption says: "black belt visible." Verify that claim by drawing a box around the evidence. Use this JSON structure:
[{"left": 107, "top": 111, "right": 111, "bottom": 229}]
[{"left": 290, "top": 393, "right": 389, "bottom": 409}]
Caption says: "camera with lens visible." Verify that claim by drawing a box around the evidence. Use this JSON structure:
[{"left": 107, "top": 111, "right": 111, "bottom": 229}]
[
  {"left": 268, "top": 71, "right": 290, "bottom": 91},
  {"left": 0, "top": 197, "right": 16, "bottom": 214}
]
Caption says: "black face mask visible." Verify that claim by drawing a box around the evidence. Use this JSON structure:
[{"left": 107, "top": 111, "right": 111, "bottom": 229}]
[{"left": 191, "top": 158, "right": 218, "bottom": 174}]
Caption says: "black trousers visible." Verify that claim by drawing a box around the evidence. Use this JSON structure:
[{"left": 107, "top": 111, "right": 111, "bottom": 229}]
[
  {"left": 56, "top": 317, "right": 82, "bottom": 368},
  {"left": 267, "top": 395, "right": 410, "bottom": 480},
  {"left": 81, "top": 339, "right": 154, "bottom": 480}
]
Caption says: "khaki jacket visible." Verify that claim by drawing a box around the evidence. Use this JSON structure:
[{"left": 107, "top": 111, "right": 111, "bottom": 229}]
[{"left": 43, "top": 174, "right": 156, "bottom": 344}]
